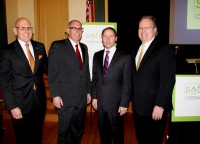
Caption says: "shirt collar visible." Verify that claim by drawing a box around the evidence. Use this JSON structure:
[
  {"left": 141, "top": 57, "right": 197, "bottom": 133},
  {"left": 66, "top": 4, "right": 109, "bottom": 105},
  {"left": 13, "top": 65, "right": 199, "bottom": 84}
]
[
  {"left": 104, "top": 45, "right": 116, "bottom": 53},
  {"left": 69, "top": 38, "right": 79, "bottom": 47},
  {"left": 143, "top": 37, "right": 155, "bottom": 48}
]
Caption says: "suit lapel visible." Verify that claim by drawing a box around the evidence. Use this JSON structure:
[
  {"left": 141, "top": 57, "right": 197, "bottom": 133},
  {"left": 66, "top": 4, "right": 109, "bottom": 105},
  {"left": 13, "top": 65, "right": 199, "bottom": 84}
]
[
  {"left": 80, "top": 43, "right": 86, "bottom": 64},
  {"left": 65, "top": 38, "right": 76, "bottom": 55},
  {"left": 104, "top": 49, "right": 120, "bottom": 76},
  {"left": 65, "top": 39, "right": 80, "bottom": 67},
  {"left": 109, "top": 50, "right": 120, "bottom": 67},
  {"left": 138, "top": 39, "right": 157, "bottom": 70},
  {"left": 14, "top": 40, "right": 30, "bottom": 68},
  {"left": 31, "top": 40, "right": 40, "bottom": 74},
  {"left": 99, "top": 50, "right": 104, "bottom": 75},
  {"left": 102, "top": 49, "right": 120, "bottom": 76},
  {"left": 14, "top": 40, "right": 41, "bottom": 74}
]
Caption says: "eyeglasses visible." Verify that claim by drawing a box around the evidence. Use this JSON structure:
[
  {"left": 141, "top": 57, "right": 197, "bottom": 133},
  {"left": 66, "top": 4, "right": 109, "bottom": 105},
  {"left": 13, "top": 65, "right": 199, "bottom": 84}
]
[
  {"left": 68, "top": 27, "right": 84, "bottom": 31},
  {"left": 138, "top": 27, "right": 155, "bottom": 30},
  {"left": 15, "top": 27, "right": 33, "bottom": 31}
]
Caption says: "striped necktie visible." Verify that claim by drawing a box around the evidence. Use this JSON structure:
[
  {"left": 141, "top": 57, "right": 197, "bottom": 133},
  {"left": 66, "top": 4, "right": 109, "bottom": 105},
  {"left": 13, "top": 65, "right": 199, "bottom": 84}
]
[{"left": 103, "top": 50, "right": 110, "bottom": 76}]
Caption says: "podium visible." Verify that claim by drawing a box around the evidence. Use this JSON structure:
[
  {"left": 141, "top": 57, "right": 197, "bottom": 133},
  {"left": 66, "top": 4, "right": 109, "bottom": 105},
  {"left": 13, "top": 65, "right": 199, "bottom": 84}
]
[
  {"left": 167, "top": 45, "right": 200, "bottom": 144},
  {"left": 186, "top": 58, "right": 200, "bottom": 73}
]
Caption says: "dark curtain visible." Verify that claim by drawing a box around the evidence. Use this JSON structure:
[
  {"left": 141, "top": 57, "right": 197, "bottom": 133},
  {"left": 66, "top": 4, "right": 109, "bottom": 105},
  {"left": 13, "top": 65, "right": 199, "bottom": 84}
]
[
  {"left": 108, "top": 0, "right": 170, "bottom": 53},
  {"left": 0, "top": 0, "right": 8, "bottom": 49}
]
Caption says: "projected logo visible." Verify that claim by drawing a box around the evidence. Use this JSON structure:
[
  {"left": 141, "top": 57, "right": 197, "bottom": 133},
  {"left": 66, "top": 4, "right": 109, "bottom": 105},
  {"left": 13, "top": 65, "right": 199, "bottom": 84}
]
[
  {"left": 195, "top": 0, "right": 200, "bottom": 19},
  {"left": 84, "top": 32, "right": 101, "bottom": 43},
  {"left": 184, "top": 83, "right": 200, "bottom": 100},
  {"left": 187, "top": 0, "right": 200, "bottom": 29}
]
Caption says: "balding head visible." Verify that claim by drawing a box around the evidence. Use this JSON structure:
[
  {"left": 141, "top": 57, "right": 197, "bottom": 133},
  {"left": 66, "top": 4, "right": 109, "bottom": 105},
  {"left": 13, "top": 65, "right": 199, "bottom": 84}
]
[{"left": 13, "top": 17, "right": 33, "bottom": 43}]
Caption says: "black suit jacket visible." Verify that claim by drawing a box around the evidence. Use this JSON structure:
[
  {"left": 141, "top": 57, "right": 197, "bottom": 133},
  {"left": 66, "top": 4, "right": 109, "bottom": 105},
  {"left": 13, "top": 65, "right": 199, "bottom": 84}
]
[
  {"left": 132, "top": 37, "right": 176, "bottom": 116},
  {"left": 0, "top": 39, "right": 48, "bottom": 114},
  {"left": 92, "top": 49, "right": 133, "bottom": 113},
  {"left": 48, "top": 38, "right": 91, "bottom": 107}
]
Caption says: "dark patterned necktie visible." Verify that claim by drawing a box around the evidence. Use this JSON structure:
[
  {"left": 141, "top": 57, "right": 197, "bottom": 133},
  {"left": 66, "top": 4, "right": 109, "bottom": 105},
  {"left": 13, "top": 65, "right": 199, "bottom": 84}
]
[
  {"left": 75, "top": 44, "right": 83, "bottom": 69},
  {"left": 103, "top": 50, "right": 110, "bottom": 76}
]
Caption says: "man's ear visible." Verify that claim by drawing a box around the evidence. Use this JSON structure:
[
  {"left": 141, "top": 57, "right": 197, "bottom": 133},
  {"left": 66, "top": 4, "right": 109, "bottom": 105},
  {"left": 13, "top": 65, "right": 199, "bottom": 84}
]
[{"left": 13, "top": 27, "right": 18, "bottom": 35}]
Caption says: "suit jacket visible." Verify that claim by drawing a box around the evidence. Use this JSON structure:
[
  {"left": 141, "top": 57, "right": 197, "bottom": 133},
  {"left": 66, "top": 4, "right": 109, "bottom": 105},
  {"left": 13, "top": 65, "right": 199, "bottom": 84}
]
[
  {"left": 92, "top": 49, "right": 133, "bottom": 113},
  {"left": 48, "top": 38, "right": 91, "bottom": 107},
  {"left": 0, "top": 39, "right": 48, "bottom": 114},
  {"left": 132, "top": 37, "right": 176, "bottom": 116}
]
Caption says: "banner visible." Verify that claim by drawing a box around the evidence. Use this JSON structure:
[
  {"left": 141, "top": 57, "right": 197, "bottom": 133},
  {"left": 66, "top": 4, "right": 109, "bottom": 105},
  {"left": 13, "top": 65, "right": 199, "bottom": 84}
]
[
  {"left": 172, "top": 75, "right": 200, "bottom": 121},
  {"left": 81, "top": 22, "right": 117, "bottom": 80}
]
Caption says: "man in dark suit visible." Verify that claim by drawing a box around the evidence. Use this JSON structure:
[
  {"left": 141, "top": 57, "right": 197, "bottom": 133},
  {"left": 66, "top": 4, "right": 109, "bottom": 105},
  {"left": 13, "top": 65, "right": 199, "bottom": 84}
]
[
  {"left": 91, "top": 27, "right": 133, "bottom": 144},
  {"left": 48, "top": 20, "right": 91, "bottom": 144},
  {"left": 132, "top": 15, "right": 176, "bottom": 144},
  {"left": 0, "top": 17, "right": 48, "bottom": 144}
]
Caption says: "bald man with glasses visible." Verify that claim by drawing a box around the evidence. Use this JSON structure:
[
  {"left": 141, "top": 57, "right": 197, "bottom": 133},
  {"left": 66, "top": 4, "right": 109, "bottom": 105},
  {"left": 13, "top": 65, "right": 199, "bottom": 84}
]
[
  {"left": 48, "top": 19, "right": 91, "bottom": 144},
  {"left": 0, "top": 17, "right": 48, "bottom": 144}
]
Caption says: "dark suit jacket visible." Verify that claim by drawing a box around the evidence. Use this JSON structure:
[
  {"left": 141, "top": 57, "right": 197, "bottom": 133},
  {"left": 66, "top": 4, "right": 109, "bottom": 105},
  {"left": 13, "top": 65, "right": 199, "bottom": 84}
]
[
  {"left": 92, "top": 49, "right": 133, "bottom": 113},
  {"left": 132, "top": 37, "right": 176, "bottom": 116},
  {"left": 0, "top": 39, "right": 48, "bottom": 114},
  {"left": 48, "top": 38, "right": 91, "bottom": 107}
]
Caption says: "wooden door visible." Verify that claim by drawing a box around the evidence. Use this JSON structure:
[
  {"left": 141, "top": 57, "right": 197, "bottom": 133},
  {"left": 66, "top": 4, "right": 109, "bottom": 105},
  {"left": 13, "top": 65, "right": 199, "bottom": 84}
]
[{"left": 34, "top": 0, "right": 68, "bottom": 54}]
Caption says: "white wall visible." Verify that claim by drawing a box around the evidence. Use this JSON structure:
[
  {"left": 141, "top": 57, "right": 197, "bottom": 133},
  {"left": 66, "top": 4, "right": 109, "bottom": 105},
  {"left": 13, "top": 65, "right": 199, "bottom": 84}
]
[
  {"left": 68, "top": 0, "right": 86, "bottom": 22},
  {"left": 6, "top": 0, "right": 35, "bottom": 43},
  {"left": 6, "top": 0, "right": 86, "bottom": 43}
]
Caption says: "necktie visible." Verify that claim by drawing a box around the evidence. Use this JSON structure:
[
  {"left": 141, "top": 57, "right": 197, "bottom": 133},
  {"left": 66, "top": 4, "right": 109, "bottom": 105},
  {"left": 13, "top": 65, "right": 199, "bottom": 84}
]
[
  {"left": 25, "top": 43, "right": 35, "bottom": 73},
  {"left": 75, "top": 44, "right": 83, "bottom": 69},
  {"left": 136, "top": 43, "right": 145, "bottom": 70},
  {"left": 25, "top": 43, "right": 36, "bottom": 90},
  {"left": 103, "top": 50, "right": 110, "bottom": 76}
]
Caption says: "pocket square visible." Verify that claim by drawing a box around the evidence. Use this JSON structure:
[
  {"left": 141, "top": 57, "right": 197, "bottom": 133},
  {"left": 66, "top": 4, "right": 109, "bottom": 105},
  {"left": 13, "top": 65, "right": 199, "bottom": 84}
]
[{"left": 39, "top": 55, "right": 43, "bottom": 59}]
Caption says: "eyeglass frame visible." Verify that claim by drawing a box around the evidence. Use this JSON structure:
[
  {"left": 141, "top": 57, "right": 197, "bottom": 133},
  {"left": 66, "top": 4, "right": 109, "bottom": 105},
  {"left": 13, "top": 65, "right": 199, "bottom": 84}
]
[
  {"left": 15, "top": 27, "right": 33, "bottom": 31},
  {"left": 68, "top": 27, "right": 84, "bottom": 31},
  {"left": 138, "top": 27, "right": 155, "bottom": 30}
]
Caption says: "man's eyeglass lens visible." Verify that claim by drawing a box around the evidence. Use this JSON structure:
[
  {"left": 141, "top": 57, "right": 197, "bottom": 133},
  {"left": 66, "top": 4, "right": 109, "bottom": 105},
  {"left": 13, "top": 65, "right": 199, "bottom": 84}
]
[{"left": 15, "top": 27, "right": 33, "bottom": 31}]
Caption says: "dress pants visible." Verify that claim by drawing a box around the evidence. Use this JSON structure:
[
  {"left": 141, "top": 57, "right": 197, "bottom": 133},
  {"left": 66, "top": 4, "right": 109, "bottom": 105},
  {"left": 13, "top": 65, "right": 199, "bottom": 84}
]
[
  {"left": 134, "top": 111, "right": 168, "bottom": 144},
  {"left": 97, "top": 108, "right": 124, "bottom": 144},
  {"left": 12, "top": 91, "right": 45, "bottom": 144},
  {"left": 57, "top": 104, "right": 86, "bottom": 144}
]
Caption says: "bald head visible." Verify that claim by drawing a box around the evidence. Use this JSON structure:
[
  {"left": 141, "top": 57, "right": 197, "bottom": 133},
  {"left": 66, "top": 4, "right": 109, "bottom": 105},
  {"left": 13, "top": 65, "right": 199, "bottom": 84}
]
[{"left": 14, "top": 17, "right": 31, "bottom": 27}]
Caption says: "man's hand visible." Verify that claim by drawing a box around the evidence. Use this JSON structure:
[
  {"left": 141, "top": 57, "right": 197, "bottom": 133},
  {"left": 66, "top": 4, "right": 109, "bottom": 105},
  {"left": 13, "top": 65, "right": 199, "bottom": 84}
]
[
  {"left": 152, "top": 105, "right": 164, "bottom": 120},
  {"left": 11, "top": 107, "right": 23, "bottom": 119},
  {"left": 118, "top": 107, "right": 128, "bottom": 116},
  {"left": 87, "top": 93, "right": 91, "bottom": 104},
  {"left": 53, "top": 96, "right": 63, "bottom": 108},
  {"left": 92, "top": 99, "right": 97, "bottom": 110}
]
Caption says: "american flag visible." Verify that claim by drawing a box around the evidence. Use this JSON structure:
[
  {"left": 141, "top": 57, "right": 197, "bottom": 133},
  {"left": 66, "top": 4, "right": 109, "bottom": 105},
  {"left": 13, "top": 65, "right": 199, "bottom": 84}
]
[{"left": 86, "top": 0, "right": 95, "bottom": 22}]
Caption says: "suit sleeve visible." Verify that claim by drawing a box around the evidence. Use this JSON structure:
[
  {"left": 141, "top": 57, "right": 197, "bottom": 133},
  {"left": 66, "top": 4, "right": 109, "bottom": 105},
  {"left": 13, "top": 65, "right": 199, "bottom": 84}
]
[
  {"left": 0, "top": 49, "right": 17, "bottom": 111},
  {"left": 84, "top": 46, "right": 92, "bottom": 94},
  {"left": 156, "top": 45, "right": 176, "bottom": 109},
  {"left": 48, "top": 41, "right": 60, "bottom": 98},
  {"left": 91, "top": 53, "right": 98, "bottom": 99},
  {"left": 40, "top": 43, "right": 48, "bottom": 75},
  {"left": 120, "top": 54, "right": 133, "bottom": 108}
]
